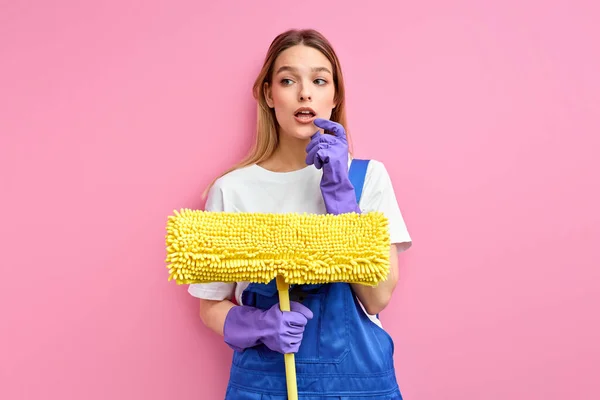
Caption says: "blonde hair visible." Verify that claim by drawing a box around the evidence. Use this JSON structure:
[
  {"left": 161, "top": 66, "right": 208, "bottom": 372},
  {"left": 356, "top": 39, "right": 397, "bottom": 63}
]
[{"left": 203, "top": 28, "right": 352, "bottom": 198}]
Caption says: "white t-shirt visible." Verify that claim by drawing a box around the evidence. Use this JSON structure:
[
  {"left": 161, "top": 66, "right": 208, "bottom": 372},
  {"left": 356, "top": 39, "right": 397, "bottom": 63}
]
[{"left": 188, "top": 157, "right": 412, "bottom": 326}]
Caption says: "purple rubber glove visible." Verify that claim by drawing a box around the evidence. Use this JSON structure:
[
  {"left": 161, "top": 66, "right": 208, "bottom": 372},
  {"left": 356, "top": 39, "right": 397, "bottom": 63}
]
[
  {"left": 305, "top": 118, "right": 361, "bottom": 215},
  {"left": 223, "top": 301, "right": 313, "bottom": 354}
]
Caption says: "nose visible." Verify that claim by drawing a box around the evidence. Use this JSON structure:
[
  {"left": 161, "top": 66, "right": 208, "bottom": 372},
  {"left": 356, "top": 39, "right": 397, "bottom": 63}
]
[{"left": 299, "top": 83, "right": 312, "bottom": 101}]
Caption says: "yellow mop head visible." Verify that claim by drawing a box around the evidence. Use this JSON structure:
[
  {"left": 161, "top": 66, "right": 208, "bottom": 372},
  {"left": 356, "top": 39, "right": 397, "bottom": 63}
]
[{"left": 165, "top": 209, "right": 391, "bottom": 287}]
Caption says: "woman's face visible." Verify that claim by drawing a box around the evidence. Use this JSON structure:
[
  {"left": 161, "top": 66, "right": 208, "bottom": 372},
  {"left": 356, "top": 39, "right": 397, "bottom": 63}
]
[{"left": 264, "top": 44, "right": 337, "bottom": 141}]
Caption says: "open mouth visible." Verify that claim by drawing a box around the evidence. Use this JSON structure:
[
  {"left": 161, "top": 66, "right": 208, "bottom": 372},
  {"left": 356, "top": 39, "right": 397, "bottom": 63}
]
[{"left": 294, "top": 107, "right": 316, "bottom": 122}]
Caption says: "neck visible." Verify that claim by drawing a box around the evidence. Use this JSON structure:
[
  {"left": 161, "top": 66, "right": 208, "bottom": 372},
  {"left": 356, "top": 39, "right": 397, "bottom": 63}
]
[{"left": 260, "top": 133, "right": 310, "bottom": 172}]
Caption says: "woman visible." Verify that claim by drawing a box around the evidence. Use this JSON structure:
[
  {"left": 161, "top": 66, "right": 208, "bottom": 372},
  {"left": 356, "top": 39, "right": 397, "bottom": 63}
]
[{"left": 189, "top": 28, "right": 412, "bottom": 399}]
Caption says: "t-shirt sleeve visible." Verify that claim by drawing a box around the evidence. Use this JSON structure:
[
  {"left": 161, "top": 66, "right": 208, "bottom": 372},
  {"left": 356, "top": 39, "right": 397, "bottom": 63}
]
[
  {"left": 187, "top": 180, "right": 236, "bottom": 301},
  {"left": 359, "top": 160, "right": 413, "bottom": 252}
]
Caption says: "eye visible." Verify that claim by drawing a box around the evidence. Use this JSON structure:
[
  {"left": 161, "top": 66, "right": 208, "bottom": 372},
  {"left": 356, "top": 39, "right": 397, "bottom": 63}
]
[
  {"left": 280, "top": 78, "right": 294, "bottom": 86},
  {"left": 314, "top": 78, "right": 327, "bottom": 85}
]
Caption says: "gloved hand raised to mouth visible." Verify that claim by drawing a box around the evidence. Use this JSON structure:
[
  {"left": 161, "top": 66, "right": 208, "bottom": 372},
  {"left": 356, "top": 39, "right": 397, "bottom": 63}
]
[
  {"left": 305, "top": 118, "right": 361, "bottom": 215},
  {"left": 223, "top": 301, "right": 314, "bottom": 354}
]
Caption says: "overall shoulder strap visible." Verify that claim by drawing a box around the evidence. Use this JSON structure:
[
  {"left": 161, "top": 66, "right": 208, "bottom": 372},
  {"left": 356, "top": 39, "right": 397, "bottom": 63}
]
[{"left": 348, "top": 158, "right": 370, "bottom": 203}]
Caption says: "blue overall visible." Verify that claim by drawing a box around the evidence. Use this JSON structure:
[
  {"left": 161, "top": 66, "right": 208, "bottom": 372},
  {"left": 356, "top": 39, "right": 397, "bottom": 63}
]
[{"left": 224, "top": 159, "right": 403, "bottom": 399}]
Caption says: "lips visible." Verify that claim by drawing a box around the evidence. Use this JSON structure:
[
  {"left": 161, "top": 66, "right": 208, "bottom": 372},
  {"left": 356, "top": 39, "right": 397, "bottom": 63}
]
[{"left": 294, "top": 107, "right": 316, "bottom": 124}]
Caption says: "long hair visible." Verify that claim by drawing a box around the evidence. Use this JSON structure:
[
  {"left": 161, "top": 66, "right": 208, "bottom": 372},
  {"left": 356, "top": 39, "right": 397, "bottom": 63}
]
[{"left": 203, "top": 29, "right": 351, "bottom": 198}]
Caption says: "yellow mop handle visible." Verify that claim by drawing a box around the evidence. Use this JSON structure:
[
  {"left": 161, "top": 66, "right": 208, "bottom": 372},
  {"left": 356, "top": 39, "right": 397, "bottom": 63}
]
[{"left": 276, "top": 275, "right": 298, "bottom": 400}]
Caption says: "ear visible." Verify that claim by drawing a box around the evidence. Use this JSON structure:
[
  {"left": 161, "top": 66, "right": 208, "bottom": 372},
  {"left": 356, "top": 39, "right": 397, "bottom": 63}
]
[{"left": 263, "top": 82, "right": 274, "bottom": 108}]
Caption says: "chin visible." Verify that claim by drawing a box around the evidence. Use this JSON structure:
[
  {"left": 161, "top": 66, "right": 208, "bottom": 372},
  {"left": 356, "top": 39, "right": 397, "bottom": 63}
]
[
  {"left": 296, "top": 126, "right": 318, "bottom": 139},
  {"left": 281, "top": 123, "right": 318, "bottom": 140}
]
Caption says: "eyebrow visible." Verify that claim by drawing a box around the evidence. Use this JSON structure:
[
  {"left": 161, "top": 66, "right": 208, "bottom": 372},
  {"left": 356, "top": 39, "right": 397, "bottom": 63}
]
[{"left": 275, "top": 65, "right": 332, "bottom": 75}]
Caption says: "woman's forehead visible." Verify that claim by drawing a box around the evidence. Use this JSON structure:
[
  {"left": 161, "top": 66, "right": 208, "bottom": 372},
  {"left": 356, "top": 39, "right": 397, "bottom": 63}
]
[{"left": 274, "top": 45, "right": 333, "bottom": 73}]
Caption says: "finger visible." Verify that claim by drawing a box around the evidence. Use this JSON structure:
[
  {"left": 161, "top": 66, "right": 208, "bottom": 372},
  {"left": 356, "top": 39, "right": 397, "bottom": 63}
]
[
  {"left": 287, "top": 322, "right": 307, "bottom": 334},
  {"left": 313, "top": 118, "right": 346, "bottom": 139},
  {"left": 305, "top": 134, "right": 321, "bottom": 156},
  {"left": 290, "top": 301, "right": 314, "bottom": 320},
  {"left": 305, "top": 144, "right": 318, "bottom": 166},
  {"left": 305, "top": 143, "right": 327, "bottom": 168},
  {"left": 284, "top": 340, "right": 302, "bottom": 354},
  {"left": 308, "top": 147, "right": 324, "bottom": 169},
  {"left": 315, "top": 155, "right": 323, "bottom": 169},
  {"left": 278, "top": 336, "right": 302, "bottom": 354},
  {"left": 286, "top": 312, "right": 309, "bottom": 327},
  {"left": 316, "top": 148, "right": 330, "bottom": 168},
  {"left": 305, "top": 136, "right": 333, "bottom": 160},
  {"left": 306, "top": 134, "right": 334, "bottom": 155},
  {"left": 288, "top": 320, "right": 306, "bottom": 329},
  {"left": 286, "top": 330, "right": 306, "bottom": 351}
]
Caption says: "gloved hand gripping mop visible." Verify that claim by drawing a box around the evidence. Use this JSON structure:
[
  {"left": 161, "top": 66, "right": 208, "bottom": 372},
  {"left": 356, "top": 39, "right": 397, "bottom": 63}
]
[{"left": 166, "top": 120, "right": 390, "bottom": 400}]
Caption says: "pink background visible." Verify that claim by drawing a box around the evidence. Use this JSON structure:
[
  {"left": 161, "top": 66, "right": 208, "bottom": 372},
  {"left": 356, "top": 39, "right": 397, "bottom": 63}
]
[{"left": 1, "top": 1, "right": 599, "bottom": 399}]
